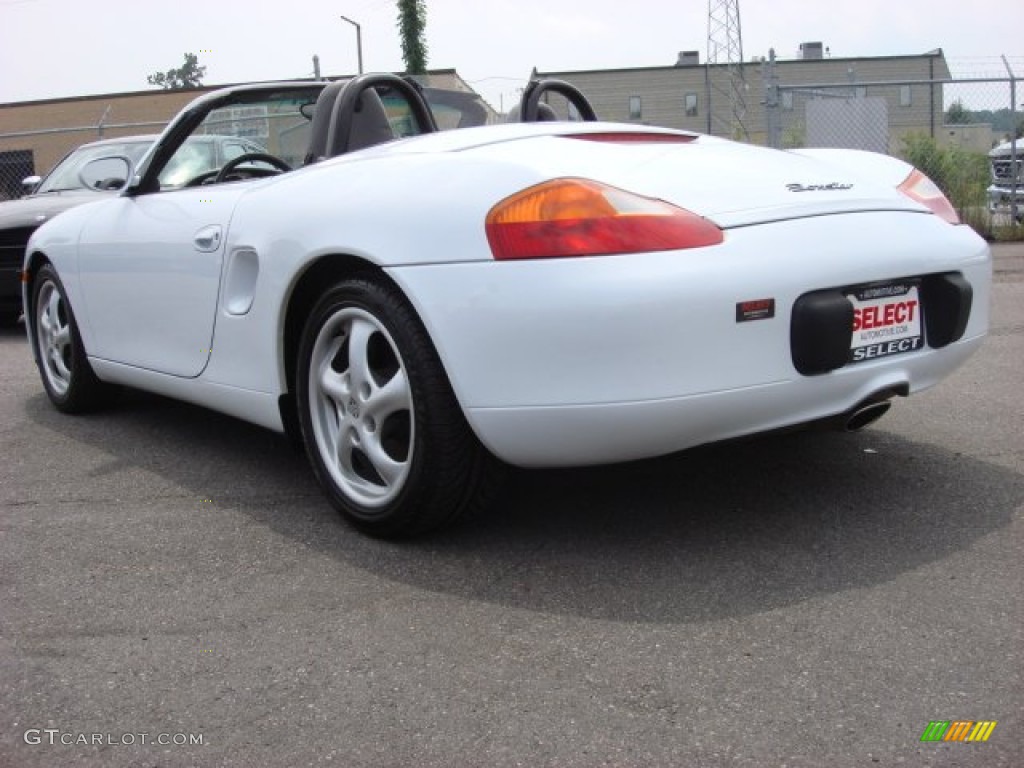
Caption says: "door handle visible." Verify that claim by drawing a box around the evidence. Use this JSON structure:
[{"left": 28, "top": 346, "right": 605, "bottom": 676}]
[{"left": 194, "top": 225, "right": 222, "bottom": 252}]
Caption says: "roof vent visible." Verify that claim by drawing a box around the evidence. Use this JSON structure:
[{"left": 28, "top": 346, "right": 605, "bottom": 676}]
[
  {"left": 799, "top": 42, "right": 824, "bottom": 60},
  {"left": 675, "top": 50, "right": 700, "bottom": 67}
]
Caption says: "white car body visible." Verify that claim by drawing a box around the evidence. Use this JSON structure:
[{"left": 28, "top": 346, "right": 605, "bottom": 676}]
[{"left": 23, "top": 77, "right": 991, "bottom": 535}]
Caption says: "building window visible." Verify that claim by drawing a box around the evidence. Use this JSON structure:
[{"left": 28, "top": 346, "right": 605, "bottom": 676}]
[
  {"left": 900, "top": 85, "right": 912, "bottom": 107},
  {"left": 629, "top": 95, "right": 642, "bottom": 120},
  {"left": 684, "top": 92, "right": 698, "bottom": 117}
]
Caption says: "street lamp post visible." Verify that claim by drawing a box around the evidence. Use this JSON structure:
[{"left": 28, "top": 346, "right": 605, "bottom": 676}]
[{"left": 339, "top": 15, "right": 363, "bottom": 75}]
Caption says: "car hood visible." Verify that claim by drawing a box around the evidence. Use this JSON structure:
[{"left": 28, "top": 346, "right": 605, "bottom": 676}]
[
  {"left": 989, "top": 138, "right": 1023, "bottom": 158},
  {"left": 0, "top": 190, "right": 104, "bottom": 231}
]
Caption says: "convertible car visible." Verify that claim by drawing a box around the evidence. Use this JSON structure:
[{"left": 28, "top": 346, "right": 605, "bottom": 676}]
[{"left": 23, "top": 74, "right": 991, "bottom": 537}]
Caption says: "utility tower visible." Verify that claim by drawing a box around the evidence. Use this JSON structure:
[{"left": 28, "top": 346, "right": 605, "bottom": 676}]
[{"left": 706, "top": 0, "right": 748, "bottom": 140}]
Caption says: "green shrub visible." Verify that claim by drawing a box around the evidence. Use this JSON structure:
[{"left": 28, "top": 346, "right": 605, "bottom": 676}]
[
  {"left": 899, "top": 133, "right": 1005, "bottom": 239},
  {"left": 991, "top": 222, "right": 1024, "bottom": 241}
]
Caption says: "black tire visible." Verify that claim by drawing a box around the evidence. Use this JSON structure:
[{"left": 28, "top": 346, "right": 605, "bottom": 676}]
[
  {"left": 31, "top": 264, "right": 110, "bottom": 413},
  {"left": 296, "top": 277, "right": 499, "bottom": 537}
]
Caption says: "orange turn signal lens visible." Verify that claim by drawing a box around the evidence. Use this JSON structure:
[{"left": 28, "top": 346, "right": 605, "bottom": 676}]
[{"left": 485, "top": 178, "right": 723, "bottom": 260}]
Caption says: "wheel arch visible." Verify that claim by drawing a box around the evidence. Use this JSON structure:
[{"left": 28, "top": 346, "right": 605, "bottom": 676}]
[
  {"left": 284, "top": 252, "right": 503, "bottom": 536},
  {"left": 22, "top": 250, "right": 52, "bottom": 365},
  {"left": 278, "top": 252, "right": 454, "bottom": 447}
]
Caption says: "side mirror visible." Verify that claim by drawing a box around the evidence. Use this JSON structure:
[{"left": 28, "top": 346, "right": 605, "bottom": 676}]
[
  {"left": 21, "top": 175, "right": 42, "bottom": 194},
  {"left": 79, "top": 155, "right": 132, "bottom": 191}
]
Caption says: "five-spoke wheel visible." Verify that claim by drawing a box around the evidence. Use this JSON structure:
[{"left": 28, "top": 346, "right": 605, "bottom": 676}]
[
  {"left": 31, "top": 264, "right": 109, "bottom": 412},
  {"left": 297, "top": 278, "right": 498, "bottom": 537},
  {"left": 308, "top": 307, "right": 414, "bottom": 508},
  {"left": 35, "top": 277, "right": 73, "bottom": 396}
]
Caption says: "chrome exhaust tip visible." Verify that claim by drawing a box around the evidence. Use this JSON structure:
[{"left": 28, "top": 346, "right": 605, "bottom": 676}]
[{"left": 845, "top": 400, "right": 892, "bottom": 432}]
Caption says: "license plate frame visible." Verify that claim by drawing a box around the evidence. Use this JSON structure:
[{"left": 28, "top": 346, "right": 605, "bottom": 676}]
[{"left": 848, "top": 281, "right": 924, "bottom": 363}]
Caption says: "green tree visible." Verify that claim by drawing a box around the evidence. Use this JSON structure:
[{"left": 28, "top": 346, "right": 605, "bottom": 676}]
[
  {"left": 147, "top": 53, "right": 206, "bottom": 90},
  {"left": 967, "top": 108, "right": 1022, "bottom": 136},
  {"left": 945, "top": 99, "right": 973, "bottom": 125},
  {"left": 397, "top": 0, "right": 428, "bottom": 74}
]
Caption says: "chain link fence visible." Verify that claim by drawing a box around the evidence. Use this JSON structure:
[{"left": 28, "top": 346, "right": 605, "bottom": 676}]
[{"left": 763, "top": 55, "right": 1022, "bottom": 236}]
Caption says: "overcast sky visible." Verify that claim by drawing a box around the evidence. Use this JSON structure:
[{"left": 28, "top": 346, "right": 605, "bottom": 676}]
[{"left": 1, "top": 0, "right": 1022, "bottom": 111}]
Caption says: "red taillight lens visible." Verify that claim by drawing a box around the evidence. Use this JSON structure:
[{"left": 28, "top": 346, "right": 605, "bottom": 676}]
[
  {"left": 564, "top": 132, "right": 696, "bottom": 144},
  {"left": 898, "top": 169, "right": 960, "bottom": 224},
  {"left": 485, "top": 178, "right": 723, "bottom": 260}
]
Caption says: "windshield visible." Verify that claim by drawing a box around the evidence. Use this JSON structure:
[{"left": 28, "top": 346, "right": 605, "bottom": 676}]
[
  {"left": 36, "top": 140, "right": 153, "bottom": 193},
  {"left": 158, "top": 140, "right": 220, "bottom": 188},
  {"left": 153, "top": 91, "right": 320, "bottom": 189},
  {"left": 421, "top": 88, "right": 496, "bottom": 129},
  {"left": 196, "top": 96, "right": 315, "bottom": 168}
]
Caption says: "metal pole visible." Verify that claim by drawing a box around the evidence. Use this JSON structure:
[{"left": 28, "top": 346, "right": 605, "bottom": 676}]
[
  {"left": 763, "top": 48, "right": 780, "bottom": 149},
  {"left": 704, "top": 60, "right": 712, "bottom": 135},
  {"left": 1012, "top": 76, "right": 1019, "bottom": 224},
  {"left": 339, "top": 15, "right": 363, "bottom": 75},
  {"left": 97, "top": 105, "right": 111, "bottom": 138},
  {"left": 356, "top": 24, "right": 363, "bottom": 75},
  {"left": 928, "top": 56, "right": 935, "bottom": 138},
  {"left": 1004, "top": 55, "right": 1019, "bottom": 223}
]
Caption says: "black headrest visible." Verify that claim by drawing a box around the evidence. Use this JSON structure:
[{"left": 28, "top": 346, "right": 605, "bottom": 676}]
[
  {"left": 304, "top": 81, "right": 347, "bottom": 165},
  {"left": 505, "top": 101, "right": 559, "bottom": 123},
  {"left": 344, "top": 89, "right": 395, "bottom": 153},
  {"left": 304, "top": 83, "right": 396, "bottom": 163}
]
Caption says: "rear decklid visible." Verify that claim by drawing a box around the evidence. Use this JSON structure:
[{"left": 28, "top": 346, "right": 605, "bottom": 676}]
[
  {"left": 615, "top": 138, "right": 925, "bottom": 227},
  {"left": 374, "top": 123, "right": 927, "bottom": 228}
]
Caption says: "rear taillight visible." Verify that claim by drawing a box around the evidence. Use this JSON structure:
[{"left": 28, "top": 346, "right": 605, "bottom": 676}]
[
  {"left": 485, "top": 178, "right": 723, "bottom": 260},
  {"left": 563, "top": 132, "right": 696, "bottom": 144},
  {"left": 898, "top": 169, "right": 960, "bottom": 224}
]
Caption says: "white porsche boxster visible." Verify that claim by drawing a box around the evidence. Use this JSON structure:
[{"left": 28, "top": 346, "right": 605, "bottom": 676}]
[{"left": 23, "top": 74, "right": 990, "bottom": 537}]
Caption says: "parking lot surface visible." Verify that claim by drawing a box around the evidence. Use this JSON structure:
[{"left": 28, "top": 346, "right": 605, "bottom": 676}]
[{"left": 1, "top": 243, "right": 1022, "bottom": 767}]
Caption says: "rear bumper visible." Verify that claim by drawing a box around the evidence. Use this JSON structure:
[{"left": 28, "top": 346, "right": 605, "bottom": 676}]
[
  {"left": 988, "top": 184, "right": 1024, "bottom": 209},
  {"left": 387, "top": 211, "right": 991, "bottom": 467},
  {"left": 465, "top": 333, "right": 982, "bottom": 466}
]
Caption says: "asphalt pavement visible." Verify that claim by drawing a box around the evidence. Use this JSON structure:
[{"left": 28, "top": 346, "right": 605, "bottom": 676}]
[{"left": 1, "top": 243, "right": 1022, "bottom": 767}]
